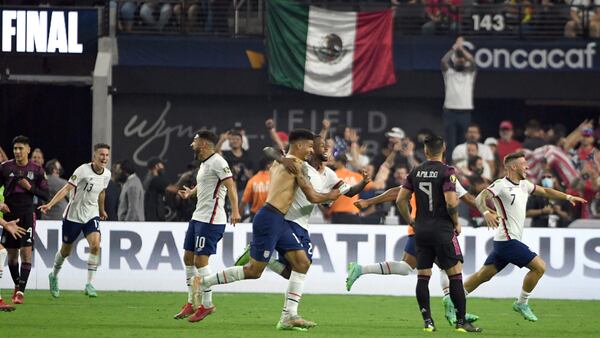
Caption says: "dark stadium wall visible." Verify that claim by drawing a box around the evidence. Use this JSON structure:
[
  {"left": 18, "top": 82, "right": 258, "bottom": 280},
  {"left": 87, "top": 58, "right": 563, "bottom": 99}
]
[{"left": 0, "top": 84, "right": 92, "bottom": 177}]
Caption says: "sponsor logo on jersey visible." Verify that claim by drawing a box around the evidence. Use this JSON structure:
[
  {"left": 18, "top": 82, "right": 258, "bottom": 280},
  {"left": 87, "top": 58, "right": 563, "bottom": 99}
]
[{"left": 263, "top": 250, "right": 270, "bottom": 259}]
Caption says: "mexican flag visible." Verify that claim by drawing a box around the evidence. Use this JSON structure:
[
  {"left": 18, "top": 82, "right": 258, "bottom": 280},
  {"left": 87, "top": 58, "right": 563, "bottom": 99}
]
[{"left": 266, "top": 0, "right": 396, "bottom": 97}]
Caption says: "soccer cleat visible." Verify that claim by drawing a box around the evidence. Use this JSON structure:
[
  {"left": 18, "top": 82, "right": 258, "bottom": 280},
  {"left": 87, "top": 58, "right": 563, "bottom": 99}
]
[
  {"left": 49, "top": 272, "right": 60, "bottom": 298},
  {"left": 187, "top": 305, "right": 216, "bottom": 323},
  {"left": 442, "top": 295, "right": 457, "bottom": 325},
  {"left": 0, "top": 299, "right": 16, "bottom": 312},
  {"left": 345, "top": 262, "right": 362, "bottom": 291},
  {"left": 234, "top": 244, "right": 251, "bottom": 266},
  {"left": 84, "top": 283, "right": 98, "bottom": 298},
  {"left": 456, "top": 320, "right": 482, "bottom": 333},
  {"left": 465, "top": 313, "right": 479, "bottom": 323},
  {"left": 13, "top": 291, "right": 24, "bottom": 304},
  {"left": 512, "top": 301, "right": 538, "bottom": 322},
  {"left": 423, "top": 319, "right": 436, "bottom": 332},
  {"left": 173, "top": 302, "right": 195, "bottom": 319},
  {"left": 276, "top": 315, "right": 316, "bottom": 331}
]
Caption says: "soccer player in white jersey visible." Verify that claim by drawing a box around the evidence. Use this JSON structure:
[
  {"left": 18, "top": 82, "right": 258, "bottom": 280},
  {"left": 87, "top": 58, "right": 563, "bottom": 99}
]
[
  {"left": 173, "top": 130, "right": 241, "bottom": 322},
  {"left": 349, "top": 179, "right": 482, "bottom": 325},
  {"left": 467, "top": 152, "right": 586, "bottom": 322},
  {"left": 39, "top": 143, "right": 112, "bottom": 298},
  {"left": 0, "top": 202, "right": 26, "bottom": 311}
]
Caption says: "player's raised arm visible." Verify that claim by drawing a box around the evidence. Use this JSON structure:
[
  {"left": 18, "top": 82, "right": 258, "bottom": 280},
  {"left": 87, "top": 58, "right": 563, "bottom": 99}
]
[
  {"left": 355, "top": 186, "right": 400, "bottom": 210},
  {"left": 38, "top": 182, "right": 74, "bottom": 214},
  {"left": 475, "top": 189, "right": 498, "bottom": 229},
  {"left": 222, "top": 177, "right": 241, "bottom": 225},
  {"left": 395, "top": 187, "right": 413, "bottom": 225},
  {"left": 531, "top": 184, "right": 587, "bottom": 206}
]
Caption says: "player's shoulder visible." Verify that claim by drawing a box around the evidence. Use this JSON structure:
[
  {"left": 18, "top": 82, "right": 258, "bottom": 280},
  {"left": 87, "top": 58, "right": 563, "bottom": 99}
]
[
  {"left": 212, "top": 153, "right": 229, "bottom": 166},
  {"left": 323, "top": 165, "right": 337, "bottom": 177}
]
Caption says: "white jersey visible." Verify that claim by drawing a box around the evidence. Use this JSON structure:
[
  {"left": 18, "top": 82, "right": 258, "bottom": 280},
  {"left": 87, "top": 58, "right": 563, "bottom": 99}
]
[
  {"left": 486, "top": 177, "right": 536, "bottom": 241},
  {"left": 192, "top": 153, "right": 233, "bottom": 224},
  {"left": 285, "top": 163, "right": 350, "bottom": 230},
  {"left": 64, "top": 163, "right": 111, "bottom": 223}
]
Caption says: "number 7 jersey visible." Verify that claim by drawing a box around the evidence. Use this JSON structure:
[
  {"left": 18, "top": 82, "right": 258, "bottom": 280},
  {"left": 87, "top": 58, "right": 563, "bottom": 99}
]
[
  {"left": 486, "top": 177, "right": 536, "bottom": 242},
  {"left": 64, "top": 163, "right": 111, "bottom": 223}
]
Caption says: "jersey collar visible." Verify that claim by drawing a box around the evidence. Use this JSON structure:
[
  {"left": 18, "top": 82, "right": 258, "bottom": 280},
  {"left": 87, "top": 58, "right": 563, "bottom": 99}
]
[
  {"left": 504, "top": 176, "right": 520, "bottom": 186},
  {"left": 201, "top": 152, "right": 216, "bottom": 163}
]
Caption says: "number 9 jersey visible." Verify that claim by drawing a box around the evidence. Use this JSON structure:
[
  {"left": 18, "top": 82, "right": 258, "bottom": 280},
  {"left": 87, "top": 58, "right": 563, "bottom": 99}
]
[{"left": 64, "top": 163, "right": 111, "bottom": 223}]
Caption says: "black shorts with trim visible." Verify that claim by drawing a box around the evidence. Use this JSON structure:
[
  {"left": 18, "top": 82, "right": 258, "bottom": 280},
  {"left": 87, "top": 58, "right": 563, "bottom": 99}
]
[
  {"left": 415, "top": 235, "right": 463, "bottom": 270},
  {"left": 0, "top": 211, "right": 35, "bottom": 249}
]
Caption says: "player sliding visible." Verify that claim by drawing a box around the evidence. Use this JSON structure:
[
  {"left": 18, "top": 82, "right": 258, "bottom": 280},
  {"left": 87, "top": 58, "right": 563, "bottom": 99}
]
[
  {"left": 397, "top": 135, "right": 481, "bottom": 332},
  {"left": 0, "top": 202, "right": 27, "bottom": 311},
  {"left": 172, "top": 131, "right": 241, "bottom": 322},
  {"left": 193, "top": 129, "right": 340, "bottom": 330},
  {"left": 466, "top": 152, "right": 586, "bottom": 322},
  {"left": 348, "top": 179, "right": 484, "bottom": 325},
  {"left": 39, "top": 143, "right": 112, "bottom": 298}
]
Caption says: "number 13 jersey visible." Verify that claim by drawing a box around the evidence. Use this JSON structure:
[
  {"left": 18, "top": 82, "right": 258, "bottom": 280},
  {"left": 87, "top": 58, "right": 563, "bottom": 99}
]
[{"left": 64, "top": 163, "right": 111, "bottom": 223}]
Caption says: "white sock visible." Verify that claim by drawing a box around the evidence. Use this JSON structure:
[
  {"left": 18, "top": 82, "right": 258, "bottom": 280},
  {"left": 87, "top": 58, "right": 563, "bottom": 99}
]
[
  {"left": 361, "top": 261, "right": 413, "bottom": 275},
  {"left": 440, "top": 270, "right": 450, "bottom": 297},
  {"left": 518, "top": 289, "right": 531, "bottom": 304},
  {"left": 0, "top": 248, "right": 6, "bottom": 300},
  {"left": 268, "top": 257, "right": 286, "bottom": 276},
  {"left": 283, "top": 271, "right": 306, "bottom": 317},
  {"left": 203, "top": 266, "right": 245, "bottom": 288},
  {"left": 52, "top": 251, "right": 66, "bottom": 277},
  {"left": 197, "top": 266, "right": 213, "bottom": 308},
  {"left": 87, "top": 254, "right": 99, "bottom": 284},
  {"left": 185, "top": 265, "right": 196, "bottom": 304}
]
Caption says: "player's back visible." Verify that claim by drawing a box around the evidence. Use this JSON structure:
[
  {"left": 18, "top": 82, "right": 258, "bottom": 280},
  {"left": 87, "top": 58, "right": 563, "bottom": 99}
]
[
  {"left": 407, "top": 160, "right": 456, "bottom": 243},
  {"left": 265, "top": 158, "right": 301, "bottom": 214}
]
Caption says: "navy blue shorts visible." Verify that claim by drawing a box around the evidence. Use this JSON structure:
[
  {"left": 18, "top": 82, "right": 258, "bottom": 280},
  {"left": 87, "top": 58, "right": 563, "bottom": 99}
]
[
  {"left": 250, "top": 205, "right": 304, "bottom": 262},
  {"left": 404, "top": 235, "right": 416, "bottom": 257},
  {"left": 278, "top": 220, "right": 313, "bottom": 266},
  {"left": 183, "top": 220, "right": 226, "bottom": 256},
  {"left": 62, "top": 217, "right": 100, "bottom": 244},
  {"left": 484, "top": 240, "right": 537, "bottom": 271}
]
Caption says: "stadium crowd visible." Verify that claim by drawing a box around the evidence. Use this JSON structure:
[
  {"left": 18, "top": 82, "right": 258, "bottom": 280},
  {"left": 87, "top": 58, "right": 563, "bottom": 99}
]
[{"left": 1, "top": 116, "right": 598, "bottom": 226}]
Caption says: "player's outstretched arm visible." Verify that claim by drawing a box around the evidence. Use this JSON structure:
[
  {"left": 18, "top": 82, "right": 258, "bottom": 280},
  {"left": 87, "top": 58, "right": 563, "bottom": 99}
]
[
  {"left": 355, "top": 186, "right": 400, "bottom": 210},
  {"left": 395, "top": 187, "right": 414, "bottom": 226},
  {"left": 475, "top": 189, "right": 498, "bottom": 229},
  {"left": 223, "top": 178, "right": 241, "bottom": 225},
  {"left": 38, "top": 183, "right": 74, "bottom": 214},
  {"left": 532, "top": 186, "right": 588, "bottom": 206},
  {"left": 345, "top": 169, "right": 371, "bottom": 197}
]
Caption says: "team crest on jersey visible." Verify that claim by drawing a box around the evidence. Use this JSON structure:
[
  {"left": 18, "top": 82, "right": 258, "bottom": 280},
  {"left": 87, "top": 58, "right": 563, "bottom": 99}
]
[
  {"left": 263, "top": 250, "right": 271, "bottom": 259},
  {"left": 27, "top": 171, "right": 34, "bottom": 180},
  {"left": 224, "top": 167, "right": 231, "bottom": 174},
  {"left": 71, "top": 175, "right": 77, "bottom": 181},
  {"left": 450, "top": 175, "right": 457, "bottom": 183}
]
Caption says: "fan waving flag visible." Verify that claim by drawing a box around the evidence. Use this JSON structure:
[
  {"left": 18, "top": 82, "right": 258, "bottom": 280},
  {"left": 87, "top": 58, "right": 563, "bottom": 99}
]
[{"left": 266, "top": 0, "right": 396, "bottom": 97}]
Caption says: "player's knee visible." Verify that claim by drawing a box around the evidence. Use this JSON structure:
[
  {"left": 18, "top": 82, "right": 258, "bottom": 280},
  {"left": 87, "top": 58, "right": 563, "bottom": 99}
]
[
  {"left": 536, "top": 259, "right": 546, "bottom": 276},
  {"left": 292, "top": 259, "right": 311, "bottom": 274}
]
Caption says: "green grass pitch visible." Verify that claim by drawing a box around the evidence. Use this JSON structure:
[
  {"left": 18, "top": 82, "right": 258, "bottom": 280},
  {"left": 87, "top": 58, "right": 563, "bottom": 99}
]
[{"left": 4, "top": 290, "right": 598, "bottom": 337}]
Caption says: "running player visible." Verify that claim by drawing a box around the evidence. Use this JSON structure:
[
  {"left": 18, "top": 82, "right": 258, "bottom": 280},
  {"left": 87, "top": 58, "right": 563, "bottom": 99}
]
[
  {"left": 348, "top": 179, "right": 484, "bottom": 325},
  {"left": 172, "top": 131, "right": 241, "bottom": 322},
  {"left": 193, "top": 129, "right": 340, "bottom": 330},
  {"left": 39, "top": 143, "right": 111, "bottom": 298},
  {"left": 466, "top": 152, "right": 586, "bottom": 322},
  {"left": 396, "top": 135, "right": 480, "bottom": 332},
  {"left": 0, "top": 135, "right": 49, "bottom": 304},
  {"left": 0, "top": 203, "right": 26, "bottom": 311}
]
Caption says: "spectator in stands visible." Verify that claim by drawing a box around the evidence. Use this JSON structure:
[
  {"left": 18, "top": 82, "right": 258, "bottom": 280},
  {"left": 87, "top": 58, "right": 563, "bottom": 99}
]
[
  {"left": 345, "top": 127, "right": 370, "bottom": 171},
  {"left": 140, "top": 1, "right": 173, "bottom": 31},
  {"left": 497, "top": 120, "right": 522, "bottom": 161},
  {"left": 220, "top": 130, "right": 254, "bottom": 198},
  {"left": 144, "top": 157, "right": 169, "bottom": 221},
  {"left": 373, "top": 127, "right": 418, "bottom": 170},
  {"left": 220, "top": 122, "right": 250, "bottom": 152},
  {"left": 527, "top": 170, "right": 573, "bottom": 227},
  {"left": 523, "top": 119, "right": 547, "bottom": 150},
  {"left": 326, "top": 154, "right": 371, "bottom": 224},
  {"left": 422, "top": 0, "right": 461, "bottom": 35},
  {"left": 565, "top": 0, "right": 600, "bottom": 38},
  {"left": 265, "top": 118, "right": 288, "bottom": 152},
  {"left": 117, "top": 1, "right": 137, "bottom": 33},
  {"left": 174, "top": 0, "right": 213, "bottom": 32},
  {"left": 105, "top": 162, "right": 121, "bottom": 221},
  {"left": 451, "top": 123, "right": 495, "bottom": 173},
  {"left": 484, "top": 137, "right": 500, "bottom": 178},
  {"left": 31, "top": 148, "right": 44, "bottom": 167},
  {"left": 172, "top": 160, "right": 200, "bottom": 221},
  {"left": 42, "top": 159, "right": 68, "bottom": 220},
  {"left": 117, "top": 160, "right": 145, "bottom": 221},
  {"left": 240, "top": 157, "right": 272, "bottom": 221},
  {"left": 442, "top": 37, "right": 477, "bottom": 161},
  {"left": 572, "top": 128, "right": 599, "bottom": 218},
  {"left": 456, "top": 142, "right": 492, "bottom": 181}
]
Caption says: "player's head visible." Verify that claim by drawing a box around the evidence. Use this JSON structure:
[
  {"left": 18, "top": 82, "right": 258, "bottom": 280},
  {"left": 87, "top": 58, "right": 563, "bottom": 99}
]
[
  {"left": 424, "top": 135, "right": 446, "bottom": 159},
  {"left": 288, "top": 129, "right": 315, "bottom": 160},
  {"left": 192, "top": 130, "right": 219, "bottom": 154},
  {"left": 504, "top": 152, "right": 528, "bottom": 180},
  {"left": 93, "top": 143, "right": 111, "bottom": 168},
  {"left": 12, "top": 135, "right": 31, "bottom": 162},
  {"left": 312, "top": 135, "right": 329, "bottom": 162}
]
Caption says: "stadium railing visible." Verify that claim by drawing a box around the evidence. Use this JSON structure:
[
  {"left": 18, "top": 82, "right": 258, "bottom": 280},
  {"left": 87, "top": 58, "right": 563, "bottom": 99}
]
[{"left": 110, "top": 0, "right": 600, "bottom": 40}]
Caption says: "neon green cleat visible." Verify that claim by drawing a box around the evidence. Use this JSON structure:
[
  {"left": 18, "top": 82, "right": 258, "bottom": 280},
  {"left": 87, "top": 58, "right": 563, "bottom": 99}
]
[
  {"left": 84, "top": 283, "right": 98, "bottom": 298},
  {"left": 345, "top": 262, "right": 362, "bottom": 291},
  {"left": 234, "top": 245, "right": 250, "bottom": 266},
  {"left": 48, "top": 272, "right": 60, "bottom": 298},
  {"left": 513, "top": 301, "right": 538, "bottom": 322},
  {"left": 465, "top": 312, "right": 479, "bottom": 323},
  {"left": 423, "top": 319, "right": 436, "bottom": 332},
  {"left": 442, "top": 295, "right": 457, "bottom": 325}
]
